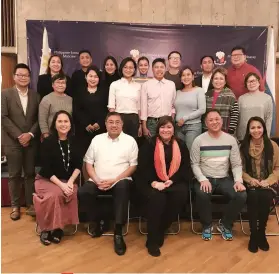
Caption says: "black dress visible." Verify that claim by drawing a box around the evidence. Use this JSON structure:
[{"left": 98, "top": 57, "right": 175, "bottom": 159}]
[
  {"left": 37, "top": 74, "right": 72, "bottom": 100},
  {"left": 135, "top": 137, "right": 192, "bottom": 247},
  {"left": 73, "top": 86, "right": 108, "bottom": 156},
  {"left": 39, "top": 136, "right": 83, "bottom": 180}
]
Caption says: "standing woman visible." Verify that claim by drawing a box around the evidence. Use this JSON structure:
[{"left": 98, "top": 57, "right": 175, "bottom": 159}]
[
  {"left": 73, "top": 66, "right": 107, "bottom": 157},
  {"left": 108, "top": 57, "right": 142, "bottom": 139},
  {"left": 135, "top": 116, "right": 192, "bottom": 257},
  {"left": 134, "top": 56, "right": 151, "bottom": 85},
  {"left": 237, "top": 72, "right": 273, "bottom": 141},
  {"left": 37, "top": 54, "right": 72, "bottom": 99},
  {"left": 34, "top": 110, "right": 82, "bottom": 245},
  {"left": 102, "top": 56, "right": 120, "bottom": 99},
  {"left": 240, "top": 117, "right": 279, "bottom": 253},
  {"left": 39, "top": 73, "right": 72, "bottom": 139},
  {"left": 204, "top": 68, "right": 239, "bottom": 134},
  {"left": 175, "top": 66, "right": 206, "bottom": 150}
]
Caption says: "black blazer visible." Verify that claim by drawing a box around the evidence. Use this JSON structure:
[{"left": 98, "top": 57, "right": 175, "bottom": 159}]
[
  {"left": 135, "top": 137, "right": 193, "bottom": 195},
  {"left": 37, "top": 74, "right": 72, "bottom": 100},
  {"left": 194, "top": 75, "right": 214, "bottom": 92}
]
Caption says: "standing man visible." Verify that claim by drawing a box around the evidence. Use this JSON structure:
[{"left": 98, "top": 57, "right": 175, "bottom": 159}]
[
  {"left": 1, "top": 63, "right": 40, "bottom": 220},
  {"left": 141, "top": 58, "right": 176, "bottom": 137},
  {"left": 164, "top": 51, "right": 183, "bottom": 90},
  {"left": 78, "top": 112, "right": 138, "bottom": 256},
  {"left": 227, "top": 46, "right": 264, "bottom": 99},
  {"left": 194, "top": 56, "right": 214, "bottom": 93},
  {"left": 71, "top": 50, "right": 92, "bottom": 96}
]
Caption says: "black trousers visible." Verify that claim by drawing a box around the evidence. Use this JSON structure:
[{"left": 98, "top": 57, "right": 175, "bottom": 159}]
[
  {"left": 78, "top": 179, "right": 130, "bottom": 225},
  {"left": 121, "top": 113, "right": 139, "bottom": 139},
  {"left": 194, "top": 177, "right": 247, "bottom": 229},
  {"left": 246, "top": 188, "right": 273, "bottom": 232},
  {"left": 144, "top": 184, "right": 188, "bottom": 245}
]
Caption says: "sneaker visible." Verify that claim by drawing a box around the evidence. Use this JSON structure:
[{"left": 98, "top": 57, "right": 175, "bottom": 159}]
[
  {"left": 217, "top": 220, "right": 233, "bottom": 241},
  {"left": 202, "top": 226, "right": 213, "bottom": 241}
]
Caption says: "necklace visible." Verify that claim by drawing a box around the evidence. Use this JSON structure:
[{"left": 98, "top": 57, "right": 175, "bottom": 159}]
[{"left": 58, "top": 140, "right": 70, "bottom": 171}]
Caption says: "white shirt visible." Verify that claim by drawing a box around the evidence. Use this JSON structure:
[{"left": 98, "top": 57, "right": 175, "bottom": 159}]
[
  {"left": 84, "top": 132, "right": 138, "bottom": 181},
  {"left": 17, "top": 87, "right": 28, "bottom": 115},
  {"left": 202, "top": 74, "right": 212, "bottom": 93},
  {"left": 107, "top": 78, "right": 141, "bottom": 114}
]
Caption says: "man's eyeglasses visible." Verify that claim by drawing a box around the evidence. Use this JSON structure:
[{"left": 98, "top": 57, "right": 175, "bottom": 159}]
[
  {"left": 15, "top": 74, "right": 30, "bottom": 79},
  {"left": 169, "top": 57, "right": 181, "bottom": 61},
  {"left": 231, "top": 54, "right": 244, "bottom": 58},
  {"left": 247, "top": 79, "right": 258, "bottom": 84}
]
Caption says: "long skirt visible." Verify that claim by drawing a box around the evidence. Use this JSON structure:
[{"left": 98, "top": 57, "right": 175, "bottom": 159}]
[{"left": 33, "top": 175, "right": 79, "bottom": 231}]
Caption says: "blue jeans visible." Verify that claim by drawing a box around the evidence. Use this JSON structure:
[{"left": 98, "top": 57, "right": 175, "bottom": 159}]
[{"left": 176, "top": 122, "right": 202, "bottom": 150}]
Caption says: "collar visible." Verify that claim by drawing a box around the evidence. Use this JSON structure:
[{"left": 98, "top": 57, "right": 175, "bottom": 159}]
[
  {"left": 106, "top": 131, "right": 123, "bottom": 142},
  {"left": 202, "top": 73, "right": 212, "bottom": 79},
  {"left": 16, "top": 86, "right": 28, "bottom": 96},
  {"left": 153, "top": 77, "right": 166, "bottom": 84},
  {"left": 232, "top": 62, "right": 247, "bottom": 70},
  {"left": 121, "top": 77, "right": 134, "bottom": 84}
]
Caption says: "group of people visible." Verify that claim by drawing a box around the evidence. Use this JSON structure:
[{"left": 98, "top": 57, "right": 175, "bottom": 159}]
[{"left": 1, "top": 46, "right": 278, "bottom": 258}]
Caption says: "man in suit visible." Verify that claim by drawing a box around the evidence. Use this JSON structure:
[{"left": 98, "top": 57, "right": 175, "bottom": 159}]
[
  {"left": 2, "top": 63, "right": 40, "bottom": 221},
  {"left": 194, "top": 56, "right": 214, "bottom": 93}
]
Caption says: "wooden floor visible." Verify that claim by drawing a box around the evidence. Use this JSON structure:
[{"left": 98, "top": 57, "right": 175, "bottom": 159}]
[{"left": 2, "top": 207, "right": 279, "bottom": 273}]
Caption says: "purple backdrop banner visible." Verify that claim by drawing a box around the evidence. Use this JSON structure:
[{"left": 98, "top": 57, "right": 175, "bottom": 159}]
[{"left": 26, "top": 20, "right": 268, "bottom": 90}]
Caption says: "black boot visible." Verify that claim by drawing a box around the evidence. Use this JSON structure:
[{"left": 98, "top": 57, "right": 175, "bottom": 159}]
[
  {"left": 248, "top": 232, "right": 258, "bottom": 253},
  {"left": 146, "top": 235, "right": 161, "bottom": 257},
  {"left": 257, "top": 229, "right": 269, "bottom": 251}
]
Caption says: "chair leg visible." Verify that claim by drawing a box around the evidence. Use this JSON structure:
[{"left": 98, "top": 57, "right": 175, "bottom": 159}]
[
  {"left": 239, "top": 212, "right": 250, "bottom": 236},
  {"left": 265, "top": 200, "right": 279, "bottom": 236},
  {"left": 35, "top": 223, "right": 41, "bottom": 236}
]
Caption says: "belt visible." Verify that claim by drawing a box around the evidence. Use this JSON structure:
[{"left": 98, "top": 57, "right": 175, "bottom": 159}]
[{"left": 147, "top": 117, "right": 161, "bottom": 122}]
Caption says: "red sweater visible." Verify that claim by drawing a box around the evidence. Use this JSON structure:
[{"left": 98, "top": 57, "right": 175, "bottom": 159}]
[{"left": 227, "top": 63, "right": 265, "bottom": 99}]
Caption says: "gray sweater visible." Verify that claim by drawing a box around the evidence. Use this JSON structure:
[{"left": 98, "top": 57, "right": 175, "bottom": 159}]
[
  {"left": 174, "top": 87, "right": 206, "bottom": 124},
  {"left": 39, "top": 92, "right": 72, "bottom": 134},
  {"left": 190, "top": 132, "right": 243, "bottom": 182},
  {"left": 237, "top": 92, "right": 273, "bottom": 140}
]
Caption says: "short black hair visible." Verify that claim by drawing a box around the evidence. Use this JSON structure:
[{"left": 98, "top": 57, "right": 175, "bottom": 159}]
[
  {"left": 51, "top": 73, "right": 67, "bottom": 84},
  {"left": 231, "top": 46, "right": 246, "bottom": 55},
  {"left": 105, "top": 111, "right": 123, "bottom": 122},
  {"left": 152, "top": 58, "right": 166, "bottom": 67},
  {"left": 200, "top": 55, "right": 214, "bottom": 64},
  {"left": 138, "top": 56, "right": 149, "bottom": 65},
  {"left": 204, "top": 108, "right": 222, "bottom": 120},
  {"left": 85, "top": 65, "right": 102, "bottom": 80},
  {"left": 119, "top": 57, "right": 137, "bottom": 78},
  {"left": 168, "top": 51, "right": 182, "bottom": 60},
  {"left": 13, "top": 63, "right": 31, "bottom": 75},
  {"left": 79, "top": 50, "right": 92, "bottom": 57}
]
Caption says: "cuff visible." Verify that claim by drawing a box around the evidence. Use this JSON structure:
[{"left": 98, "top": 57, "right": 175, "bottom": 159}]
[{"left": 28, "top": 132, "right": 34, "bottom": 138}]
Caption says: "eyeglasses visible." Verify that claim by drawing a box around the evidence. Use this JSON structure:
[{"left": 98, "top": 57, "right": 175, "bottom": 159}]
[
  {"left": 123, "top": 66, "right": 135, "bottom": 70},
  {"left": 231, "top": 54, "right": 244, "bottom": 58},
  {"left": 247, "top": 79, "right": 258, "bottom": 84},
  {"left": 15, "top": 74, "right": 30, "bottom": 79},
  {"left": 107, "top": 121, "right": 122, "bottom": 125}
]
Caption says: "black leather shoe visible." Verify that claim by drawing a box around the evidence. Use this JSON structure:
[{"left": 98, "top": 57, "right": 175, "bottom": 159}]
[
  {"left": 91, "top": 220, "right": 109, "bottom": 238},
  {"left": 114, "top": 234, "right": 126, "bottom": 256}
]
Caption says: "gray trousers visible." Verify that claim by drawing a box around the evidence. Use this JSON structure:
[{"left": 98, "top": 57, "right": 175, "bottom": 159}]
[{"left": 4, "top": 145, "right": 36, "bottom": 207}]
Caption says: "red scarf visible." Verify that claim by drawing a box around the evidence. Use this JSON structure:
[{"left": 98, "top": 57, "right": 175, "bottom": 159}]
[{"left": 154, "top": 138, "right": 181, "bottom": 181}]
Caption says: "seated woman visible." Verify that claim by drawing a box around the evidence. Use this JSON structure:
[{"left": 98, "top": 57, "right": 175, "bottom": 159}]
[
  {"left": 135, "top": 116, "right": 192, "bottom": 257},
  {"left": 240, "top": 116, "right": 279, "bottom": 253},
  {"left": 33, "top": 110, "right": 82, "bottom": 246}
]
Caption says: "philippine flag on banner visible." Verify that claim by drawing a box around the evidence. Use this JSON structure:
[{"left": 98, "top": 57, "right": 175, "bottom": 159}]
[
  {"left": 265, "top": 27, "right": 276, "bottom": 136},
  {"left": 39, "top": 27, "right": 51, "bottom": 75}
]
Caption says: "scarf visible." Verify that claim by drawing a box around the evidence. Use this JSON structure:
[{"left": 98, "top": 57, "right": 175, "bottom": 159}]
[{"left": 154, "top": 137, "right": 181, "bottom": 181}]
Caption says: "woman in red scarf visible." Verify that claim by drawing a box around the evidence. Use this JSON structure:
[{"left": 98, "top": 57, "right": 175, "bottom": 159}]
[{"left": 135, "top": 116, "right": 192, "bottom": 257}]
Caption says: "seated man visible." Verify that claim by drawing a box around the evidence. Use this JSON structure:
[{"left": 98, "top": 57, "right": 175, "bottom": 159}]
[
  {"left": 190, "top": 109, "right": 246, "bottom": 241},
  {"left": 78, "top": 112, "right": 138, "bottom": 256}
]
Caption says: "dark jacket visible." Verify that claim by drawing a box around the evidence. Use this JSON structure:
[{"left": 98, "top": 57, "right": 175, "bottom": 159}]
[{"left": 194, "top": 74, "right": 214, "bottom": 92}]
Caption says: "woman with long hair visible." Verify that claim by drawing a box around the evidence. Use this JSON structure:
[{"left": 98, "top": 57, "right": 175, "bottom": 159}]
[
  {"left": 34, "top": 110, "right": 82, "bottom": 246},
  {"left": 37, "top": 54, "right": 72, "bottom": 99},
  {"left": 240, "top": 116, "right": 279, "bottom": 253},
  {"left": 175, "top": 66, "right": 206, "bottom": 150}
]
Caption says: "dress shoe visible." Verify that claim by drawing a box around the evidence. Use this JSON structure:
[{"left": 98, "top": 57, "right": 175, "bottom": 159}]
[
  {"left": 10, "top": 207, "right": 20, "bottom": 221},
  {"left": 26, "top": 205, "right": 36, "bottom": 217},
  {"left": 114, "top": 234, "right": 126, "bottom": 256},
  {"left": 91, "top": 220, "right": 109, "bottom": 238}
]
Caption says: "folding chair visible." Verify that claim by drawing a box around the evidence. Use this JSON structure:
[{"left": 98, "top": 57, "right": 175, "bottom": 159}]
[
  {"left": 87, "top": 195, "right": 130, "bottom": 236},
  {"left": 35, "top": 174, "right": 82, "bottom": 236}
]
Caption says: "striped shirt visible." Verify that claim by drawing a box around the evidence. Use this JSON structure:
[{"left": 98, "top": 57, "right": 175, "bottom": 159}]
[
  {"left": 190, "top": 131, "right": 243, "bottom": 183},
  {"left": 204, "top": 88, "right": 239, "bottom": 134}
]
